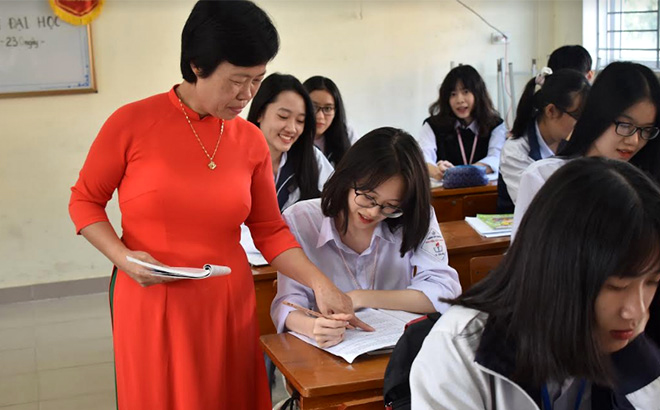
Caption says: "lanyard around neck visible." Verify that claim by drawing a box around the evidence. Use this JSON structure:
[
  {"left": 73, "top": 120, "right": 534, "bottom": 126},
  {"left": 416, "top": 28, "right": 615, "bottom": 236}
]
[
  {"left": 541, "top": 379, "right": 586, "bottom": 410},
  {"left": 457, "top": 127, "right": 478, "bottom": 165}
]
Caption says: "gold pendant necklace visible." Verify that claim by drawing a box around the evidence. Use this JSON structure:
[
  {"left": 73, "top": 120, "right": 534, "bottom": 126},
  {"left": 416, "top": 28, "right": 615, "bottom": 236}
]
[{"left": 177, "top": 98, "right": 224, "bottom": 170}]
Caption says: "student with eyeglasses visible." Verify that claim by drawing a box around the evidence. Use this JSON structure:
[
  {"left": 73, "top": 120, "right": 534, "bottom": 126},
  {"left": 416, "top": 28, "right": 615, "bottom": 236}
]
[
  {"left": 497, "top": 69, "right": 591, "bottom": 213},
  {"left": 303, "top": 76, "right": 356, "bottom": 165},
  {"left": 271, "top": 128, "right": 461, "bottom": 347},
  {"left": 513, "top": 61, "right": 660, "bottom": 238}
]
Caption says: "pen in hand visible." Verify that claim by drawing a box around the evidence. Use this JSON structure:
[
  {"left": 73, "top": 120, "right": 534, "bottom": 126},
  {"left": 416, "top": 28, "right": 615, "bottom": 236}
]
[{"left": 283, "top": 301, "right": 357, "bottom": 330}]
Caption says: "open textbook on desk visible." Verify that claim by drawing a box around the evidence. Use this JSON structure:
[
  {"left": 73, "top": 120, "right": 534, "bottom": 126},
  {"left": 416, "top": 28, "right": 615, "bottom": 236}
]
[{"left": 290, "top": 308, "right": 423, "bottom": 363}]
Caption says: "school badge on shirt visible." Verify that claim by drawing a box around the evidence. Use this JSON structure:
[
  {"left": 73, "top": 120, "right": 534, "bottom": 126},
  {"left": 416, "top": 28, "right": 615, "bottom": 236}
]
[{"left": 422, "top": 229, "right": 447, "bottom": 261}]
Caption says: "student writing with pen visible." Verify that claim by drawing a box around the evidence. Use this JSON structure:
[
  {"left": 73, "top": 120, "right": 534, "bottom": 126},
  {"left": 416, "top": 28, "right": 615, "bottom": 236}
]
[{"left": 271, "top": 128, "right": 461, "bottom": 348}]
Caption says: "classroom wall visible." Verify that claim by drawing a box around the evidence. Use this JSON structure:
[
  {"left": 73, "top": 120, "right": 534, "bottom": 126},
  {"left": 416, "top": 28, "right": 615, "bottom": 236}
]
[{"left": 0, "top": 0, "right": 582, "bottom": 290}]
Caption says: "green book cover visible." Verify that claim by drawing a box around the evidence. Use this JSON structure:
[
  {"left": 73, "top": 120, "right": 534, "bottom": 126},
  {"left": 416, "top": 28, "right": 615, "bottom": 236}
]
[{"left": 476, "top": 214, "right": 513, "bottom": 230}]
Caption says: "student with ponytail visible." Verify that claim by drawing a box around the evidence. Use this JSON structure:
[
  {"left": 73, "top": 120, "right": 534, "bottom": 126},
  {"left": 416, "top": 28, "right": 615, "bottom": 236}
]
[
  {"left": 512, "top": 61, "right": 660, "bottom": 238},
  {"left": 497, "top": 68, "right": 590, "bottom": 212}
]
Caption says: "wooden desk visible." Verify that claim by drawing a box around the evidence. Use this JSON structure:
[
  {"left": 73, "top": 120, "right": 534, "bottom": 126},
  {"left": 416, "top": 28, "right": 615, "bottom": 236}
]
[
  {"left": 261, "top": 333, "right": 388, "bottom": 410},
  {"left": 431, "top": 181, "right": 498, "bottom": 222},
  {"left": 252, "top": 265, "right": 278, "bottom": 336},
  {"left": 440, "top": 220, "right": 509, "bottom": 289}
]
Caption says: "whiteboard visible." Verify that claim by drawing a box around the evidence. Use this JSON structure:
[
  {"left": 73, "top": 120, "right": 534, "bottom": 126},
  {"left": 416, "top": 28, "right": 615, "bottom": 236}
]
[{"left": 0, "top": 1, "right": 96, "bottom": 98}]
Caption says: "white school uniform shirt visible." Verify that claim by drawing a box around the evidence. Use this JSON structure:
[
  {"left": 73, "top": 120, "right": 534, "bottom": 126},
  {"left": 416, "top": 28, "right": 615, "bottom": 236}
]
[
  {"left": 499, "top": 121, "right": 555, "bottom": 204},
  {"left": 270, "top": 198, "right": 462, "bottom": 333},
  {"left": 410, "top": 306, "right": 595, "bottom": 410},
  {"left": 239, "top": 147, "right": 334, "bottom": 255},
  {"left": 511, "top": 157, "right": 568, "bottom": 240},
  {"left": 416, "top": 120, "right": 508, "bottom": 173}
]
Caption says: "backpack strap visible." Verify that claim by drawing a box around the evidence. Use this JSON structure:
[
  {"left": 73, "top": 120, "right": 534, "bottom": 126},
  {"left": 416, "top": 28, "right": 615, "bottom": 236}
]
[{"left": 383, "top": 312, "right": 442, "bottom": 410}]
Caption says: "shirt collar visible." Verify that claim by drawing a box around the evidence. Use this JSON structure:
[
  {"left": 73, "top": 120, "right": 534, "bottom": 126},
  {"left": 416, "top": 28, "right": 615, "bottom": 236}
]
[
  {"left": 455, "top": 119, "right": 479, "bottom": 135},
  {"left": 316, "top": 215, "right": 397, "bottom": 251},
  {"left": 534, "top": 121, "right": 555, "bottom": 159}
]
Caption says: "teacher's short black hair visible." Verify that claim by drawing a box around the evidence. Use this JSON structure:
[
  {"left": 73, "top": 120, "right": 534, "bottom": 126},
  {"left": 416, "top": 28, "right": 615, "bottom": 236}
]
[
  {"left": 180, "top": 0, "right": 279, "bottom": 83},
  {"left": 321, "top": 127, "right": 431, "bottom": 257}
]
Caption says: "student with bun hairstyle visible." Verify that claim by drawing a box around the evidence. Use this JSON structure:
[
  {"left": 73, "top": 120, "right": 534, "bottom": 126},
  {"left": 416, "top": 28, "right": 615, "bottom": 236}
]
[
  {"left": 412, "top": 157, "right": 660, "bottom": 409},
  {"left": 271, "top": 128, "right": 461, "bottom": 348},
  {"left": 497, "top": 68, "right": 590, "bottom": 212},
  {"left": 417, "top": 65, "right": 507, "bottom": 180},
  {"left": 512, "top": 61, "right": 660, "bottom": 237},
  {"left": 303, "top": 76, "right": 353, "bottom": 165}
]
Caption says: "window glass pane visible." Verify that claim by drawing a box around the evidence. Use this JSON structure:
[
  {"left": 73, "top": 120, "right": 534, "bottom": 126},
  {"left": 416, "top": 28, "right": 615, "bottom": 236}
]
[
  {"left": 621, "top": 12, "right": 657, "bottom": 30},
  {"left": 621, "top": 31, "right": 657, "bottom": 48},
  {"left": 622, "top": 0, "right": 657, "bottom": 12}
]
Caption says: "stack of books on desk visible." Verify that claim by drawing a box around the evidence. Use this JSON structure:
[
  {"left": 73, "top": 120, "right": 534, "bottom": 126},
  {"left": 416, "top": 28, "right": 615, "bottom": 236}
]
[{"left": 465, "top": 214, "right": 513, "bottom": 238}]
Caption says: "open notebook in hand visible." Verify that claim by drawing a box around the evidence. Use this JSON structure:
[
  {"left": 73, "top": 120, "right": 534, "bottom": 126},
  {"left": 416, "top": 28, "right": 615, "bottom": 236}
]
[
  {"left": 289, "top": 308, "right": 422, "bottom": 363},
  {"left": 126, "top": 256, "right": 231, "bottom": 279}
]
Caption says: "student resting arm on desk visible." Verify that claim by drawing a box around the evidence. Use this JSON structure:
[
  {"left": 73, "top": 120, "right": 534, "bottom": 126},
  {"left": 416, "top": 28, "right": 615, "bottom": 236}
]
[{"left": 271, "top": 128, "right": 461, "bottom": 348}]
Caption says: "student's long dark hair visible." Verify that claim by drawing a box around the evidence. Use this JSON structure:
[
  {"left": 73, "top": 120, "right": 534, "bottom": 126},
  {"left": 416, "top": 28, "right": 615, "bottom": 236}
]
[
  {"left": 247, "top": 73, "right": 321, "bottom": 202},
  {"left": 451, "top": 157, "right": 660, "bottom": 387},
  {"left": 303, "top": 76, "right": 351, "bottom": 164},
  {"left": 559, "top": 61, "right": 660, "bottom": 182},
  {"left": 427, "top": 65, "right": 501, "bottom": 138},
  {"left": 511, "top": 69, "right": 590, "bottom": 138},
  {"left": 321, "top": 127, "right": 431, "bottom": 257}
]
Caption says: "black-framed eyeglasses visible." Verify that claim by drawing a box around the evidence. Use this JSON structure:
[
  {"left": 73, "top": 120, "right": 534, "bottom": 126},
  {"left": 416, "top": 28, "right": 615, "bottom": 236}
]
[
  {"left": 559, "top": 108, "right": 581, "bottom": 121},
  {"left": 353, "top": 188, "right": 403, "bottom": 218},
  {"left": 313, "top": 104, "right": 335, "bottom": 116},
  {"left": 613, "top": 120, "right": 659, "bottom": 141}
]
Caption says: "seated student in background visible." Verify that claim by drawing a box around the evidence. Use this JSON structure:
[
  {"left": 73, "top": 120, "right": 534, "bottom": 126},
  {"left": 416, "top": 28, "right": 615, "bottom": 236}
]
[
  {"left": 417, "top": 65, "right": 507, "bottom": 180},
  {"left": 247, "top": 73, "right": 334, "bottom": 211},
  {"left": 512, "top": 61, "right": 660, "bottom": 237},
  {"left": 303, "top": 76, "right": 355, "bottom": 164},
  {"left": 412, "top": 157, "right": 660, "bottom": 409},
  {"left": 548, "top": 44, "right": 594, "bottom": 81},
  {"left": 497, "top": 68, "right": 590, "bottom": 213},
  {"left": 271, "top": 128, "right": 461, "bottom": 347},
  {"left": 241, "top": 73, "right": 334, "bottom": 257}
]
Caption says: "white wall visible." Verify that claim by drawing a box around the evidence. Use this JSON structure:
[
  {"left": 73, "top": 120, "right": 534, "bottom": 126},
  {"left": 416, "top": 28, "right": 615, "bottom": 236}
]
[{"left": 0, "top": 0, "right": 582, "bottom": 289}]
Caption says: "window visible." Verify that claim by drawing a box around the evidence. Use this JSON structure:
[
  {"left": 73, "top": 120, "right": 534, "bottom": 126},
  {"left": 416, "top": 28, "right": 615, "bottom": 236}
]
[{"left": 596, "top": 0, "right": 660, "bottom": 69}]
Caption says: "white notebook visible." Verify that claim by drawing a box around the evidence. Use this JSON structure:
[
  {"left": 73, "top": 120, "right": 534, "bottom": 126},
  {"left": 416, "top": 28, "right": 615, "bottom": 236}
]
[
  {"left": 126, "top": 256, "right": 231, "bottom": 279},
  {"left": 289, "top": 308, "right": 423, "bottom": 363}
]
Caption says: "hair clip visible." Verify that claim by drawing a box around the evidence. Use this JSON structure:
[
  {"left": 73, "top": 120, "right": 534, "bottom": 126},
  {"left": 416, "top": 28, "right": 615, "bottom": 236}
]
[{"left": 534, "top": 67, "right": 553, "bottom": 92}]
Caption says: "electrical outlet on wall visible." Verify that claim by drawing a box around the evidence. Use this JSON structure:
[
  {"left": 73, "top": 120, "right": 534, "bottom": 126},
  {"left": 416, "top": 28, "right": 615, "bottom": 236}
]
[{"left": 491, "top": 32, "right": 510, "bottom": 44}]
